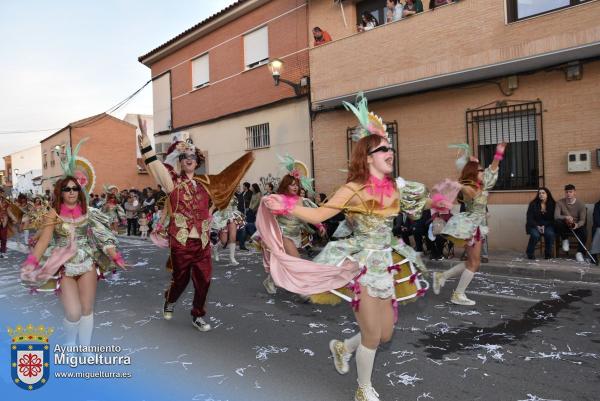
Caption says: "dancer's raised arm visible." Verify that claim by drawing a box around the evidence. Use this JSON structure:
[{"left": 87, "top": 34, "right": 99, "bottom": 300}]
[
  {"left": 264, "top": 185, "right": 354, "bottom": 225},
  {"left": 137, "top": 117, "right": 174, "bottom": 193}
]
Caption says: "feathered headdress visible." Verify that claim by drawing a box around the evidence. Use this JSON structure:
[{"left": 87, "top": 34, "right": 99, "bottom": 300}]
[
  {"left": 277, "top": 154, "right": 314, "bottom": 195},
  {"left": 448, "top": 143, "right": 477, "bottom": 172},
  {"left": 58, "top": 138, "right": 96, "bottom": 198},
  {"left": 342, "top": 92, "right": 387, "bottom": 142}
]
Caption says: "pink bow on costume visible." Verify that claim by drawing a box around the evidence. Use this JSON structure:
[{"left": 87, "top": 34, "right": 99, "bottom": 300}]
[
  {"left": 366, "top": 175, "right": 394, "bottom": 204},
  {"left": 60, "top": 204, "right": 83, "bottom": 219}
]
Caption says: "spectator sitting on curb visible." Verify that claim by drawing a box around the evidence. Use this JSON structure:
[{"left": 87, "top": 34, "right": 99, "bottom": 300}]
[
  {"left": 525, "top": 187, "right": 556, "bottom": 260},
  {"left": 555, "top": 184, "right": 587, "bottom": 262}
]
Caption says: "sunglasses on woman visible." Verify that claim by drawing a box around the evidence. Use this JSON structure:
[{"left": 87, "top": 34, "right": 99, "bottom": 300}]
[
  {"left": 61, "top": 186, "right": 80, "bottom": 193},
  {"left": 178, "top": 154, "right": 198, "bottom": 162},
  {"left": 368, "top": 146, "right": 395, "bottom": 155}
]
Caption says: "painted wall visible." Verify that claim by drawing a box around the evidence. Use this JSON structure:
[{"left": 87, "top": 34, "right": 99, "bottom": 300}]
[{"left": 155, "top": 98, "right": 312, "bottom": 189}]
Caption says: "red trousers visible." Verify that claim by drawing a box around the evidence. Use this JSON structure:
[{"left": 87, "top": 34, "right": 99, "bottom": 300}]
[
  {"left": 0, "top": 224, "right": 7, "bottom": 253},
  {"left": 165, "top": 239, "right": 212, "bottom": 317}
]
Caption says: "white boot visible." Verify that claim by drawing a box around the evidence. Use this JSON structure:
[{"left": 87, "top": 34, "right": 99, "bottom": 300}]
[
  {"left": 562, "top": 239, "right": 570, "bottom": 252},
  {"left": 63, "top": 318, "right": 80, "bottom": 345},
  {"left": 212, "top": 245, "right": 220, "bottom": 262},
  {"left": 262, "top": 274, "right": 276, "bottom": 294},
  {"left": 451, "top": 291, "right": 476, "bottom": 306},
  {"left": 78, "top": 313, "right": 94, "bottom": 346},
  {"left": 433, "top": 272, "right": 445, "bottom": 295},
  {"left": 228, "top": 243, "right": 239, "bottom": 265}
]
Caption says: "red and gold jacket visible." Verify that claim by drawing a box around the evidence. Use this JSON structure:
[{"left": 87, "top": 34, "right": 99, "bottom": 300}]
[{"left": 164, "top": 153, "right": 254, "bottom": 248}]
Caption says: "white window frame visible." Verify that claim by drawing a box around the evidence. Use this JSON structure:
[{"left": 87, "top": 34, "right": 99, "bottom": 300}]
[
  {"left": 192, "top": 53, "right": 210, "bottom": 89},
  {"left": 243, "top": 26, "right": 269, "bottom": 70}
]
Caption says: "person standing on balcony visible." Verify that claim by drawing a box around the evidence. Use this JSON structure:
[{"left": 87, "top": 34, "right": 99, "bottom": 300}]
[
  {"left": 403, "top": 0, "right": 424, "bottom": 16},
  {"left": 433, "top": 142, "right": 507, "bottom": 306},
  {"left": 358, "top": 12, "right": 378, "bottom": 32},
  {"left": 386, "top": 0, "right": 403, "bottom": 23},
  {"left": 313, "top": 26, "right": 332, "bottom": 46}
]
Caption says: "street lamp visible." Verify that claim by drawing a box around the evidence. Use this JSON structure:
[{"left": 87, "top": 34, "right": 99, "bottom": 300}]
[{"left": 267, "top": 58, "right": 309, "bottom": 96}]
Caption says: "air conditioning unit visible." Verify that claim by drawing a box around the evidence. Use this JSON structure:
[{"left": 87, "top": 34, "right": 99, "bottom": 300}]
[{"left": 567, "top": 150, "right": 591, "bottom": 172}]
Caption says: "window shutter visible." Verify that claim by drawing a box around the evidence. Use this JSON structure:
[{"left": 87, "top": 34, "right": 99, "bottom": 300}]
[
  {"left": 478, "top": 113, "right": 537, "bottom": 145},
  {"left": 152, "top": 73, "right": 171, "bottom": 132},
  {"left": 192, "top": 54, "right": 209, "bottom": 88},
  {"left": 244, "top": 26, "right": 269, "bottom": 68}
]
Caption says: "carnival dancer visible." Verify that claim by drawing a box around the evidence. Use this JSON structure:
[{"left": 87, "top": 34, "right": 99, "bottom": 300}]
[
  {"left": 0, "top": 191, "right": 17, "bottom": 259},
  {"left": 211, "top": 197, "right": 245, "bottom": 265},
  {"left": 260, "top": 93, "right": 455, "bottom": 401},
  {"left": 20, "top": 141, "right": 126, "bottom": 346},
  {"left": 138, "top": 119, "right": 254, "bottom": 332},
  {"left": 102, "top": 191, "right": 124, "bottom": 234},
  {"left": 21, "top": 197, "right": 51, "bottom": 249},
  {"left": 432, "top": 142, "right": 507, "bottom": 306},
  {"left": 261, "top": 156, "right": 326, "bottom": 295}
]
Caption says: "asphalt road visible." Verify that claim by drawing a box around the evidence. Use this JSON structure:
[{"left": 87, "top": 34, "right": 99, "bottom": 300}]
[{"left": 1, "top": 237, "right": 598, "bottom": 401}]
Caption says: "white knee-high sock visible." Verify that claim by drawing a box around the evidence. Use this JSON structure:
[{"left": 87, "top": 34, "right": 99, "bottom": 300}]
[
  {"left": 78, "top": 314, "right": 94, "bottom": 346},
  {"left": 63, "top": 318, "right": 79, "bottom": 346},
  {"left": 356, "top": 344, "right": 377, "bottom": 387},
  {"left": 344, "top": 333, "right": 361, "bottom": 354},
  {"left": 228, "top": 243, "right": 238, "bottom": 264},
  {"left": 442, "top": 262, "right": 466, "bottom": 280},
  {"left": 455, "top": 269, "right": 475, "bottom": 294}
]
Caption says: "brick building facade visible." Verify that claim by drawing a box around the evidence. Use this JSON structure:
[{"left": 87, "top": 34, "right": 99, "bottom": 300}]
[
  {"left": 308, "top": 0, "right": 600, "bottom": 251},
  {"left": 40, "top": 113, "right": 155, "bottom": 194},
  {"left": 139, "top": 0, "right": 312, "bottom": 185}
]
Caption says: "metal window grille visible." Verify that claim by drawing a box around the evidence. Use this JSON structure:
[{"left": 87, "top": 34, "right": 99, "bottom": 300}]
[
  {"left": 466, "top": 101, "right": 544, "bottom": 190},
  {"left": 346, "top": 121, "right": 399, "bottom": 177},
  {"left": 246, "top": 123, "right": 270, "bottom": 150}
]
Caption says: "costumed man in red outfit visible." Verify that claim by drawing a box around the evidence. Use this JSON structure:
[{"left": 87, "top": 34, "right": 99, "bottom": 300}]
[{"left": 138, "top": 121, "right": 254, "bottom": 332}]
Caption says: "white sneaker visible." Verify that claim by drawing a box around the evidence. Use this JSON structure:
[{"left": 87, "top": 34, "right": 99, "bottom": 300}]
[
  {"left": 562, "top": 239, "right": 570, "bottom": 252},
  {"left": 192, "top": 316, "right": 212, "bottom": 332},
  {"left": 433, "top": 272, "right": 445, "bottom": 295},
  {"left": 451, "top": 291, "right": 476, "bottom": 306},
  {"left": 575, "top": 252, "right": 584, "bottom": 262},
  {"left": 355, "top": 383, "right": 380, "bottom": 401},
  {"left": 263, "top": 274, "right": 277, "bottom": 295},
  {"left": 163, "top": 301, "right": 175, "bottom": 320},
  {"left": 329, "top": 339, "right": 351, "bottom": 374}
]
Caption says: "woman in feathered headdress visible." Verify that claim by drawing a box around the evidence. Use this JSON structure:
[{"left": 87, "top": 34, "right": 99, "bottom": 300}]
[
  {"left": 259, "top": 93, "right": 457, "bottom": 401},
  {"left": 258, "top": 155, "right": 326, "bottom": 295},
  {"left": 432, "top": 141, "right": 507, "bottom": 306},
  {"left": 20, "top": 140, "right": 127, "bottom": 347}
]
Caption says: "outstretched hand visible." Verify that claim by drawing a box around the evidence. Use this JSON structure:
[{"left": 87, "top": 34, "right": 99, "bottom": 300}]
[
  {"left": 264, "top": 195, "right": 285, "bottom": 213},
  {"left": 496, "top": 142, "right": 508, "bottom": 154},
  {"left": 137, "top": 115, "right": 151, "bottom": 150}
]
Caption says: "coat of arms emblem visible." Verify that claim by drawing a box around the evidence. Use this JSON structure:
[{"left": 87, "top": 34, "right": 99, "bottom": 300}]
[{"left": 8, "top": 324, "right": 54, "bottom": 390}]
